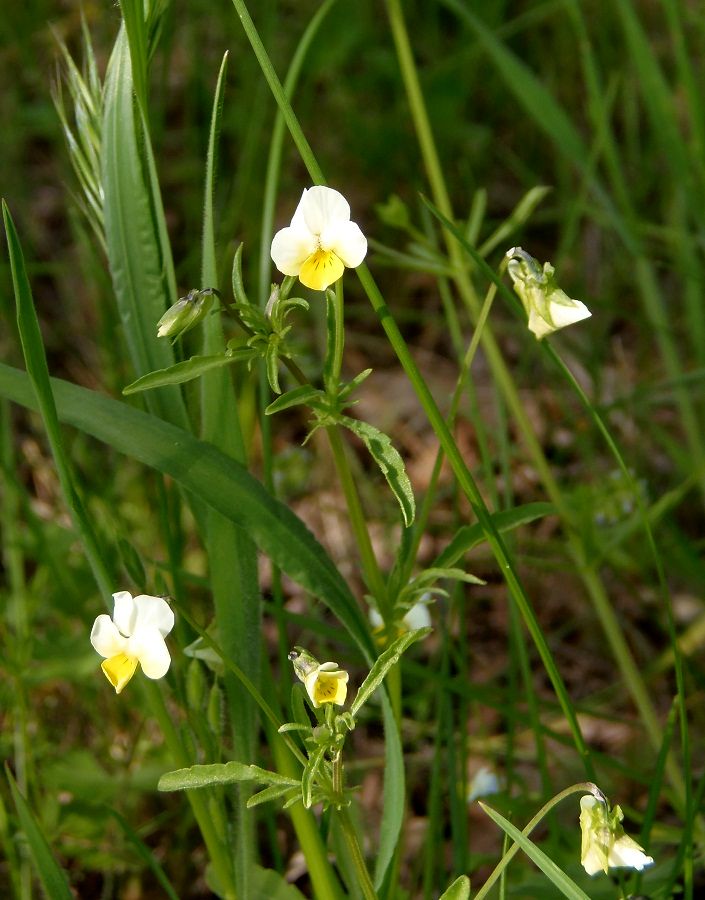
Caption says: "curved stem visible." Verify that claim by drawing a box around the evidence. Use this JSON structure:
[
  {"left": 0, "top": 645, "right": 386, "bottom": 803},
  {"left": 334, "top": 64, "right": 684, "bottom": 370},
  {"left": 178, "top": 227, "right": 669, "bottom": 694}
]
[{"left": 474, "top": 782, "right": 598, "bottom": 900}]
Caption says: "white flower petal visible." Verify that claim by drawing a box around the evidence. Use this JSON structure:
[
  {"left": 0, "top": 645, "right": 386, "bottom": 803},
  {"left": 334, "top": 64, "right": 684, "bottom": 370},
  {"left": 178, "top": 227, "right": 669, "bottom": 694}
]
[
  {"left": 317, "top": 661, "right": 342, "bottom": 672},
  {"left": 608, "top": 837, "right": 653, "bottom": 871},
  {"left": 290, "top": 189, "right": 310, "bottom": 231},
  {"left": 131, "top": 625, "right": 172, "bottom": 679},
  {"left": 467, "top": 767, "right": 501, "bottom": 803},
  {"left": 271, "top": 225, "right": 318, "bottom": 276},
  {"left": 112, "top": 591, "right": 137, "bottom": 637},
  {"left": 133, "top": 594, "right": 174, "bottom": 637},
  {"left": 90, "top": 614, "right": 127, "bottom": 659},
  {"left": 403, "top": 602, "right": 432, "bottom": 631},
  {"left": 301, "top": 186, "right": 350, "bottom": 235},
  {"left": 369, "top": 607, "right": 384, "bottom": 629},
  {"left": 321, "top": 220, "right": 367, "bottom": 268},
  {"left": 549, "top": 297, "right": 592, "bottom": 330}
]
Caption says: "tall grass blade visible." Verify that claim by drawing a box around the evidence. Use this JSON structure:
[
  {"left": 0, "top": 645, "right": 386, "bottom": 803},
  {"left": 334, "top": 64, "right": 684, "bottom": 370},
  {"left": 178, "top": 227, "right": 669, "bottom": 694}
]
[
  {"left": 5, "top": 767, "right": 73, "bottom": 900},
  {"left": 101, "top": 28, "right": 188, "bottom": 428},
  {"left": 0, "top": 362, "right": 373, "bottom": 660}
]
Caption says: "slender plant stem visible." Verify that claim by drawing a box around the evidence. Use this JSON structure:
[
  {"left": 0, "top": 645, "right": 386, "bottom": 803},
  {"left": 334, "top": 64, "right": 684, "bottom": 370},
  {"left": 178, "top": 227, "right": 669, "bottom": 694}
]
[
  {"left": 336, "top": 806, "right": 378, "bottom": 900},
  {"left": 474, "top": 782, "right": 599, "bottom": 900}
]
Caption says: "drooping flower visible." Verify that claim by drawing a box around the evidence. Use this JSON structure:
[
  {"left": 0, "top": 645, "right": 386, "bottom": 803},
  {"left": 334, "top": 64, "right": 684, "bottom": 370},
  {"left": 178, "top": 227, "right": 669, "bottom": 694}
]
[
  {"left": 288, "top": 646, "right": 349, "bottom": 708},
  {"left": 90, "top": 592, "right": 175, "bottom": 694},
  {"left": 467, "top": 767, "right": 501, "bottom": 803},
  {"left": 506, "top": 247, "right": 591, "bottom": 340},
  {"left": 579, "top": 794, "right": 654, "bottom": 876},
  {"left": 271, "top": 186, "right": 367, "bottom": 291}
]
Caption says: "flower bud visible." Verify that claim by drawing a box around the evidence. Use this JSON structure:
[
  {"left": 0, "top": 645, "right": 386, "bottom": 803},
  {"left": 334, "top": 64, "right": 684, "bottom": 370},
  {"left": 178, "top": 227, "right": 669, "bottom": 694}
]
[
  {"left": 506, "top": 247, "right": 591, "bottom": 340},
  {"left": 156, "top": 288, "right": 215, "bottom": 340}
]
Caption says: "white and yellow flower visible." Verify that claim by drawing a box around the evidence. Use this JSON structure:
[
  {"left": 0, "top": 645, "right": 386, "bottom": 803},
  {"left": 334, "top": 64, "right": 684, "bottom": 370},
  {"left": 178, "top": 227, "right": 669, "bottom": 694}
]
[
  {"left": 506, "top": 247, "right": 591, "bottom": 340},
  {"left": 271, "top": 186, "right": 367, "bottom": 291},
  {"left": 369, "top": 600, "right": 432, "bottom": 634},
  {"left": 289, "top": 646, "right": 349, "bottom": 708},
  {"left": 579, "top": 794, "right": 654, "bottom": 876},
  {"left": 90, "top": 591, "right": 175, "bottom": 694}
]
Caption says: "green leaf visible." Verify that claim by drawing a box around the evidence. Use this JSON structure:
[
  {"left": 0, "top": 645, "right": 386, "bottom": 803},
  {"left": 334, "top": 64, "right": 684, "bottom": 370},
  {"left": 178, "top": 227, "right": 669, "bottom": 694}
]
[
  {"left": 266, "top": 340, "right": 282, "bottom": 394},
  {"left": 351, "top": 627, "right": 431, "bottom": 718},
  {"left": 415, "top": 567, "right": 485, "bottom": 586},
  {"left": 251, "top": 866, "right": 307, "bottom": 900},
  {"left": 247, "top": 785, "right": 301, "bottom": 809},
  {"left": 102, "top": 27, "right": 189, "bottom": 429},
  {"left": 433, "top": 503, "right": 555, "bottom": 569},
  {"left": 479, "top": 802, "right": 590, "bottom": 900},
  {"left": 0, "top": 362, "right": 374, "bottom": 661},
  {"left": 5, "top": 767, "right": 73, "bottom": 900},
  {"left": 339, "top": 415, "right": 415, "bottom": 526},
  {"left": 158, "top": 761, "right": 298, "bottom": 792},
  {"left": 266, "top": 384, "right": 325, "bottom": 415},
  {"left": 123, "top": 351, "right": 256, "bottom": 394},
  {"left": 302, "top": 745, "right": 327, "bottom": 809},
  {"left": 439, "top": 875, "right": 471, "bottom": 900}
]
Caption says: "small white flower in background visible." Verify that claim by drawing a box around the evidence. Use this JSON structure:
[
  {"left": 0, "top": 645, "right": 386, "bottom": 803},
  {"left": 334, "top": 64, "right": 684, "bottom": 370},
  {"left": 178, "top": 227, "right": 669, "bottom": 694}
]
[
  {"left": 506, "top": 246, "right": 591, "bottom": 340},
  {"left": 467, "top": 767, "right": 501, "bottom": 803},
  {"left": 288, "top": 646, "right": 349, "bottom": 708},
  {"left": 271, "top": 186, "right": 367, "bottom": 291},
  {"left": 579, "top": 794, "right": 654, "bottom": 876},
  {"left": 369, "top": 599, "right": 432, "bottom": 633},
  {"left": 90, "top": 592, "right": 175, "bottom": 694}
]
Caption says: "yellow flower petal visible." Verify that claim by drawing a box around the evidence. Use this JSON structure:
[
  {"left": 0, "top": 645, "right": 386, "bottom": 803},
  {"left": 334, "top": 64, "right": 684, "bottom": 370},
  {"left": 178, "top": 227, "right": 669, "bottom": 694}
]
[
  {"left": 101, "top": 653, "right": 138, "bottom": 694},
  {"left": 299, "top": 249, "right": 345, "bottom": 291},
  {"left": 309, "top": 669, "right": 348, "bottom": 707}
]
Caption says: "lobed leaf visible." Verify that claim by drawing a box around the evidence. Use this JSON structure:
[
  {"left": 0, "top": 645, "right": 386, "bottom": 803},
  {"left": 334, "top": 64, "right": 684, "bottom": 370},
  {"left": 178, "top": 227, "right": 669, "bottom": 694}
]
[{"left": 340, "top": 415, "right": 415, "bottom": 526}]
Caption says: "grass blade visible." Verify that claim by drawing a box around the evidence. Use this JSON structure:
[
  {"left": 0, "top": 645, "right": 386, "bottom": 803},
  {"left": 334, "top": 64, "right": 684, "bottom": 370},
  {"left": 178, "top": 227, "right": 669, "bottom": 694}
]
[
  {"left": 0, "top": 361, "right": 373, "bottom": 661},
  {"left": 5, "top": 767, "right": 73, "bottom": 900}
]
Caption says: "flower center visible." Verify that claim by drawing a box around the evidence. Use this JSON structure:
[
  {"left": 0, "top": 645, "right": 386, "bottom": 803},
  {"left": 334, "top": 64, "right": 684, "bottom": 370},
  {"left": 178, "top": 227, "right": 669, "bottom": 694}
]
[{"left": 299, "top": 248, "right": 345, "bottom": 292}]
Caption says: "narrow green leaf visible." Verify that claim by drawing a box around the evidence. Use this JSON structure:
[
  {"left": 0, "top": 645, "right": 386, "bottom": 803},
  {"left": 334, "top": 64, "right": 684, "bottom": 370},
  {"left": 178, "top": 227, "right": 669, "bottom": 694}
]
[
  {"left": 351, "top": 627, "right": 431, "bottom": 717},
  {"left": 439, "top": 875, "right": 471, "bottom": 900},
  {"left": 433, "top": 502, "right": 555, "bottom": 569},
  {"left": 123, "top": 351, "right": 255, "bottom": 394},
  {"left": 246, "top": 785, "right": 301, "bottom": 809},
  {"left": 6, "top": 767, "right": 73, "bottom": 900},
  {"left": 159, "top": 761, "right": 257, "bottom": 792},
  {"left": 102, "top": 28, "right": 189, "bottom": 428},
  {"left": 418, "top": 567, "right": 485, "bottom": 586},
  {"left": 266, "top": 384, "right": 325, "bottom": 415},
  {"left": 479, "top": 802, "right": 590, "bottom": 900},
  {"left": 0, "top": 362, "right": 374, "bottom": 661},
  {"left": 266, "top": 340, "right": 282, "bottom": 393},
  {"left": 340, "top": 415, "right": 415, "bottom": 526},
  {"left": 3, "top": 201, "right": 113, "bottom": 598},
  {"left": 302, "top": 745, "right": 327, "bottom": 809},
  {"left": 118, "top": 0, "right": 149, "bottom": 115}
]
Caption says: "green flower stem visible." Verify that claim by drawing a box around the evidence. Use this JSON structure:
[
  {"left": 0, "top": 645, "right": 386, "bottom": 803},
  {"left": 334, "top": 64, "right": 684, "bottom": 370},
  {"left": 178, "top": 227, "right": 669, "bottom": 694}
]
[
  {"left": 229, "top": 0, "right": 592, "bottom": 772},
  {"left": 335, "top": 806, "right": 378, "bottom": 900},
  {"left": 405, "top": 274, "right": 500, "bottom": 578},
  {"left": 473, "top": 782, "right": 598, "bottom": 900},
  {"left": 329, "top": 280, "right": 346, "bottom": 390},
  {"left": 230, "top": 0, "right": 324, "bottom": 186},
  {"left": 257, "top": 0, "right": 337, "bottom": 304}
]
